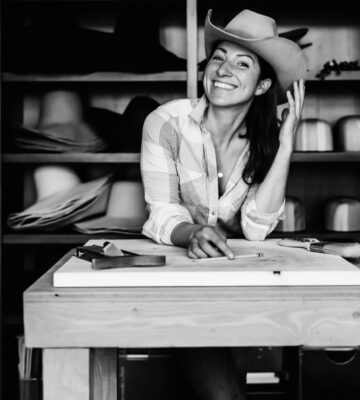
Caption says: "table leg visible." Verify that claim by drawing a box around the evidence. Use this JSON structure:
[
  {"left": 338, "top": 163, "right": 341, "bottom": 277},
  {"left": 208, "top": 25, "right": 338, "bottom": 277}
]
[
  {"left": 92, "top": 348, "right": 117, "bottom": 400},
  {"left": 43, "top": 348, "right": 90, "bottom": 400}
]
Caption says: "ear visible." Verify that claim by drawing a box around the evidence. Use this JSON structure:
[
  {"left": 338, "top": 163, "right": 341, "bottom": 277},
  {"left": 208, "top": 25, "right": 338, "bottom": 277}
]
[{"left": 255, "top": 78, "right": 272, "bottom": 96}]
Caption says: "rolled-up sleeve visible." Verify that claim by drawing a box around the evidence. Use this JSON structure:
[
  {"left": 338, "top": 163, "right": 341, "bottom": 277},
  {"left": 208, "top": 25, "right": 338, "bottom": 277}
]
[
  {"left": 140, "top": 110, "right": 193, "bottom": 245},
  {"left": 241, "top": 184, "right": 285, "bottom": 241}
]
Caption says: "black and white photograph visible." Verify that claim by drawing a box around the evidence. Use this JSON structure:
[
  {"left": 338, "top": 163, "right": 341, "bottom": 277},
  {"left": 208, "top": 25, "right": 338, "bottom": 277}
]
[{"left": 1, "top": 0, "right": 360, "bottom": 399}]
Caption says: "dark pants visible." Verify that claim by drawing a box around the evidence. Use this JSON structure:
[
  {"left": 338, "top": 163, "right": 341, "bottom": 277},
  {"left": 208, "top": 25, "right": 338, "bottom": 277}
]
[{"left": 174, "top": 347, "right": 247, "bottom": 400}]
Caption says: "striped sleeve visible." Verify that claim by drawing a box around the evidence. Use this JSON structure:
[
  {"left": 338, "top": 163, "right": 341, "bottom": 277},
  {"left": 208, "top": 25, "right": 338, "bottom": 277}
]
[
  {"left": 140, "top": 109, "right": 193, "bottom": 245},
  {"left": 240, "top": 184, "right": 285, "bottom": 241}
]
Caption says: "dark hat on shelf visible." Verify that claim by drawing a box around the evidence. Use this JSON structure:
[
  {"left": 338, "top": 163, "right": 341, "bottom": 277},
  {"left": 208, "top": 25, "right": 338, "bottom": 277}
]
[
  {"left": 3, "top": 12, "right": 115, "bottom": 74},
  {"left": 4, "top": 7, "right": 187, "bottom": 74},
  {"left": 111, "top": 10, "right": 187, "bottom": 72},
  {"left": 85, "top": 96, "right": 160, "bottom": 152},
  {"left": 73, "top": 180, "right": 148, "bottom": 234}
]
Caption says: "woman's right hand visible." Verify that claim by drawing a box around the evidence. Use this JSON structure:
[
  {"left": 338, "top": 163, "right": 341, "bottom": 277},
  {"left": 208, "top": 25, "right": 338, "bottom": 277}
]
[{"left": 188, "top": 225, "right": 234, "bottom": 259}]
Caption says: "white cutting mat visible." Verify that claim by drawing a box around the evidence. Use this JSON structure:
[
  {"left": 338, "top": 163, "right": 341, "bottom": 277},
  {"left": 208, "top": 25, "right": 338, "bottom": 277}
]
[{"left": 53, "top": 239, "right": 360, "bottom": 287}]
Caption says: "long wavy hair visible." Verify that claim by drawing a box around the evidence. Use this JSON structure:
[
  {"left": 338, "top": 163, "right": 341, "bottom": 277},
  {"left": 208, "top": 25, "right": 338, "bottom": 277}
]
[{"left": 240, "top": 56, "right": 280, "bottom": 185}]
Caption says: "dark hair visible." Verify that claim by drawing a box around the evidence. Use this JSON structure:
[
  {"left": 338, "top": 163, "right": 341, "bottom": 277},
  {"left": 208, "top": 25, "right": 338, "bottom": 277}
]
[
  {"left": 241, "top": 56, "right": 279, "bottom": 184},
  {"left": 206, "top": 43, "right": 280, "bottom": 184}
]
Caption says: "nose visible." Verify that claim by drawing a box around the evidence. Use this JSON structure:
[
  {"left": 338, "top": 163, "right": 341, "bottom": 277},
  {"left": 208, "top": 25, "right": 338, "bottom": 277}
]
[{"left": 217, "top": 60, "right": 232, "bottom": 77}]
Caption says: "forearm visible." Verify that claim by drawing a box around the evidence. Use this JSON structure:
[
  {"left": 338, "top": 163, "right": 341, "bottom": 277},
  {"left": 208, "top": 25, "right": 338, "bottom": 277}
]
[
  {"left": 255, "top": 145, "right": 292, "bottom": 213},
  {"left": 170, "top": 222, "right": 203, "bottom": 248}
]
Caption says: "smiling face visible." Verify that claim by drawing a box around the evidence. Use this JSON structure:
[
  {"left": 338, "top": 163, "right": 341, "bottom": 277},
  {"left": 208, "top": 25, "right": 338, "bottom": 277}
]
[{"left": 203, "top": 41, "right": 270, "bottom": 108}]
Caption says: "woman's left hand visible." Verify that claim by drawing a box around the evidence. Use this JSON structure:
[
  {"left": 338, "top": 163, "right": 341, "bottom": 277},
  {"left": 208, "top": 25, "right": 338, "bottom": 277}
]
[{"left": 278, "top": 79, "right": 305, "bottom": 152}]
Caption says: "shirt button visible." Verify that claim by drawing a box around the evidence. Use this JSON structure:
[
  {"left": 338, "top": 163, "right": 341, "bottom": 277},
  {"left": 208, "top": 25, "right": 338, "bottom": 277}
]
[{"left": 211, "top": 211, "right": 216, "bottom": 216}]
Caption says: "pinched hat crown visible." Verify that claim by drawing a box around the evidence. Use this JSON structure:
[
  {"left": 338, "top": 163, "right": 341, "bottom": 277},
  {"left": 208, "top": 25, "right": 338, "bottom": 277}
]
[{"left": 222, "top": 9, "right": 278, "bottom": 40}]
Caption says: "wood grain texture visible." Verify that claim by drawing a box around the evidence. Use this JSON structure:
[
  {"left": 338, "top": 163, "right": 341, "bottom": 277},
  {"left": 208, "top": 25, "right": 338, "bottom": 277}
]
[
  {"left": 25, "top": 296, "right": 360, "bottom": 348},
  {"left": 186, "top": 0, "right": 198, "bottom": 98},
  {"left": 24, "top": 240, "right": 360, "bottom": 348},
  {"left": 91, "top": 349, "right": 117, "bottom": 400},
  {"left": 43, "top": 349, "right": 89, "bottom": 400}
]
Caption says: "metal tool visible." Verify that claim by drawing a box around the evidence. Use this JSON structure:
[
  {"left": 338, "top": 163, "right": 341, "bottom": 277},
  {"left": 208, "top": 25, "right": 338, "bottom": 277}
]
[
  {"left": 278, "top": 238, "right": 360, "bottom": 258},
  {"left": 76, "top": 241, "right": 166, "bottom": 269}
]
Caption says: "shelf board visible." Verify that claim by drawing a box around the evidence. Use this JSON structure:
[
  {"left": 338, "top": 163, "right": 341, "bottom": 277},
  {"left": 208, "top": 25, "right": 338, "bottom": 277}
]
[
  {"left": 3, "top": 233, "right": 143, "bottom": 244},
  {"left": 291, "top": 152, "right": 360, "bottom": 162},
  {"left": 3, "top": 231, "right": 359, "bottom": 244},
  {"left": 306, "top": 70, "right": 360, "bottom": 82},
  {"left": 4, "top": 70, "right": 360, "bottom": 83},
  {"left": 3, "top": 153, "right": 140, "bottom": 163},
  {"left": 2, "top": 71, "right": 187, "bottom": 83},
  {"left": 3, "top": 152, "right": 360, "bottom": 164}
]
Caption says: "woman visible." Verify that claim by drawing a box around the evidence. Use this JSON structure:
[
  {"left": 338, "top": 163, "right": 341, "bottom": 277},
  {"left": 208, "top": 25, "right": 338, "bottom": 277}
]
[
  {"left": 141, "top": 9, "right": 306, "bottom": 258},
  {"left": 140, "top": 8, "right": 306, "bottom": 400}
]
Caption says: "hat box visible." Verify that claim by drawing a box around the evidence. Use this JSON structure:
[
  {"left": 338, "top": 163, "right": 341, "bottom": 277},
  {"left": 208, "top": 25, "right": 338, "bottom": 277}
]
[
  {"left": 325, "top": 197, "right": 360, "bottom": 231},
  {"left": 295, "top": 119, "right": 333, "bottom": 151},
  {"left": 334, "top": 115, "right": 360, "bottom": 151},
  {"left": 275, "top": 196, "right": 306, "bottom": 232}
]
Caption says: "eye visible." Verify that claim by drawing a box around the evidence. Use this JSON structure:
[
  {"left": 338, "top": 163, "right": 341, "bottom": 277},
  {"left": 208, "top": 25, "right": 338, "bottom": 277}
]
[
  {"left": 211, "top": 54, "right": 224, "bottom": 62},
  {"left": 237, "top": 61, "right": 249, "bottom": 68}
]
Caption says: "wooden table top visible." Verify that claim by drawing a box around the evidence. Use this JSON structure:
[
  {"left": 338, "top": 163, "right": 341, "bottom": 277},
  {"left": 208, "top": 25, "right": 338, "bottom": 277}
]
[{"left": 24, "top": 239, "right": 360, "bottom": 349}]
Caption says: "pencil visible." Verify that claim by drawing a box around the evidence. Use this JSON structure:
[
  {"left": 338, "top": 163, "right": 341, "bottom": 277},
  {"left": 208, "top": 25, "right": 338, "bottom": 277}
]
[{"left": 193, "top": 253, "right": 264, "bottom": 262}]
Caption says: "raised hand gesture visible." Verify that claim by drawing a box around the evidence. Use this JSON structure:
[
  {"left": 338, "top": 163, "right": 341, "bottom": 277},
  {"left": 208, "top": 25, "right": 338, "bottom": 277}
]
[{"left": 279, "top": 79, "right": 305, "bottom": 152}]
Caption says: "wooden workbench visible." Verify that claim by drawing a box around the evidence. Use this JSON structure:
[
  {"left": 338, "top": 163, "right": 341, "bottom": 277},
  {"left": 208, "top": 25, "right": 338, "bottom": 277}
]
[{"left": 23, "top": 239, "right": 360, "bottom": 400}]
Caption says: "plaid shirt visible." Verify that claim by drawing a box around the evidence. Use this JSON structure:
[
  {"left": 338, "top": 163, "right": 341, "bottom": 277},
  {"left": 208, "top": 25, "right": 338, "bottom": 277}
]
[{"left": 140, "top": 96, "right": 285, "bottom": 245}]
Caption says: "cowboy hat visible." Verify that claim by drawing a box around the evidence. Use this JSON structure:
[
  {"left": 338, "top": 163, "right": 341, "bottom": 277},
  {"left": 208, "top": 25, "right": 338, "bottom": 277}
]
[
  {"left": 85, "top": 96, "right": 160, "bottom": 152},
  {"left": 7, "top": 174, "right": 112, "bottom": 231},
  {"left": 204, "top": 9, "right": 307, "bottom": 104},
  {"left": 73, "top": 180, "right": 148, "bottom": 234},
  {"left": 34, "top": 165, "right": 81, "bottom": 200},
  {"left": 11, "top": 91, "right": 106, "bottom": 153}
]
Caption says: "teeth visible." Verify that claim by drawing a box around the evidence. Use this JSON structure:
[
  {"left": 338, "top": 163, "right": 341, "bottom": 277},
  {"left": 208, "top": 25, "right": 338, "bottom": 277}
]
[{"left": 214, "top": 81, "right": 236, "bottom": 90}]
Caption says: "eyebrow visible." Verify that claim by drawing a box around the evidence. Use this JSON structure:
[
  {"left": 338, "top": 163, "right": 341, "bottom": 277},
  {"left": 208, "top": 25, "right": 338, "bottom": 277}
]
[{"left": 216, "top": 47, "right": 255, "bottom": 63}]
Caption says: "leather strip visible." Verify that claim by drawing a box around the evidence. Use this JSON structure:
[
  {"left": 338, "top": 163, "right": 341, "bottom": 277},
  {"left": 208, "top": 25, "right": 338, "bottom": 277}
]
[{"left": 92, "top": 255, "right": 166, "bottom": 270}]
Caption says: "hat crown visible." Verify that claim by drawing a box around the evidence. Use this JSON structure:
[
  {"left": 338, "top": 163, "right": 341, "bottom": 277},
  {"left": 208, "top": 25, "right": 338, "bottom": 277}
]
[
  {"left": 107, "top": 181, "right": 147, "bottom": 219},
  {"left": 224, "top": 9, "right": 278, "bottom": 39},
  {"left": 37, "top": 91, "right": 85, "bottom": 128}
]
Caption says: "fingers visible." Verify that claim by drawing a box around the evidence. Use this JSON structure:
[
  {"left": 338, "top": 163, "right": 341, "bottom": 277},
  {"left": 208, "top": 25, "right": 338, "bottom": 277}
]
[
  {"left": 286, "top": 89, "right": 296, "bottom": 116},
  {"left": 188, "top": 226, "right": 234, "bottom": 259},
  {"left": 287, "top": 79, "right": 305, "bottom": 121},
  {"left": 293, "top": 80, "right": 300, "bottom": 117},
  {"left": 299, "top": 78, "right": 305, "bottom": 111},
  {"left": 188, "top": 240, "right": 209, "bottom": 259}
]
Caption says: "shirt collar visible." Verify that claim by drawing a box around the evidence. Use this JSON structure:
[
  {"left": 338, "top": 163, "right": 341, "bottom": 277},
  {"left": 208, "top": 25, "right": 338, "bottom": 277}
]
[{"left": 189, "top": 95, "right": 208, "bottom": 125}]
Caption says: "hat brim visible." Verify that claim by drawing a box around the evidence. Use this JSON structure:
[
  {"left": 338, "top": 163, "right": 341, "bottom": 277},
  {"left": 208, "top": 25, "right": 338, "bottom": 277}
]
[
  {"left": 74, "top": 216, "right": 146, "bottom": 234},
  {"left": 205, "top": 12, "right": 307, "bottom": 104}
]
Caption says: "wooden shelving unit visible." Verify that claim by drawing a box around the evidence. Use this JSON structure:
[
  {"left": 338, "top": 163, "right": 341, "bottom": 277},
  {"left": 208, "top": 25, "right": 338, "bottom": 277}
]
[
  {"left": 3, "top": 152, "right": 360, "bottom": 164},
  {"left": 1, "top": 0, "right": 360, "bottom": 397},
  {"left": 3, "top": 70, "right": 360, "bottom": 83},
  {"left": 2, "top": 71, "right": 188, "bottom": 82},
  {"left": 3, "top": 153, "right": 141, "bottom": 163}
]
